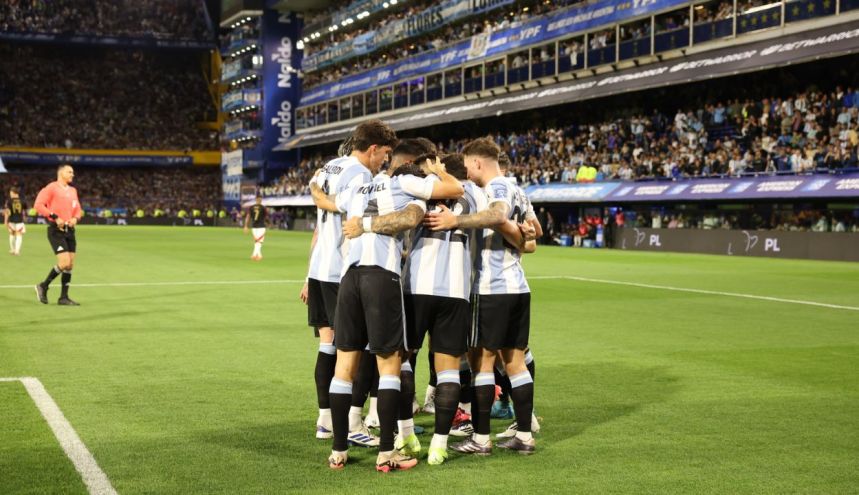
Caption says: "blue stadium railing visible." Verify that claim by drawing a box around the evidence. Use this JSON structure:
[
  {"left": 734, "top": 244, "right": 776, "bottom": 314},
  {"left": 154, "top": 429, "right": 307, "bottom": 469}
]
[{"left": 296, "top": 0, "right": 857, "bottom": 130}]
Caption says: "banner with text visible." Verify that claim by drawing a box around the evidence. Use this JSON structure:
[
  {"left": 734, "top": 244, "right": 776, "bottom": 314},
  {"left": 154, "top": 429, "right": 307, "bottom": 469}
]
[
  {"left": 262, "top": 10, "right": 302, "bottom": 168},
  {"left": 0, "top": 151, "right": 192, "bottom": 167},
  {"left": 522, "top": 173, "right": 859, "bottom": 203},
  {"left": 221, "top": 149, "right": 244, "bottom": 203}
]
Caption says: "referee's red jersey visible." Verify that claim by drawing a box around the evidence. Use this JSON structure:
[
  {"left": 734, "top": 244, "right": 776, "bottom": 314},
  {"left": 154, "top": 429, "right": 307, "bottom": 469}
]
[{"left": 35, "top": 181, "right": 81, "bottom": 223}]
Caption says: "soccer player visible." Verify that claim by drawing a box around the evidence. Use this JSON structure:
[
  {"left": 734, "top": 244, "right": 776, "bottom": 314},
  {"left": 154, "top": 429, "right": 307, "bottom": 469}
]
[
  {"left": 492, "top": 152, "right": 543, "bottom": 435},
  {"left": 34, "top": 164, "right": 82, "bottom": 306},
  {"left": 348, "top": 154, "right": 535, "bottom": 465},
  {"left": 300, "top": 122, "right": 391, "bottom": 446},
  {"left": 243, "top": 196, "right": 267, "bottom": 261},
  {"left": 359, "top": 137, "right": 437, "bottom": 430},
  {"left": 312, "top": 154, "right": 463, "bottom": 472},
  {"left": 4, "top": 187, "right": 27, "bottom": 255},
  {"left": 425, "top": 138, "right": 537, "bottom": 455}
]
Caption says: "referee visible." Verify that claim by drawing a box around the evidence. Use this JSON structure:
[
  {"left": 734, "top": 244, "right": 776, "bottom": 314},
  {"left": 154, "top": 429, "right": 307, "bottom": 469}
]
[{"left": 34, "top": 164, "right": 82, "bottom": 306}]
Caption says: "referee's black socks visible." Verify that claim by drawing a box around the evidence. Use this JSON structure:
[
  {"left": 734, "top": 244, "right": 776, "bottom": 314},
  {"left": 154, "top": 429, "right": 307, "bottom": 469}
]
[
  {"left": 60, "top": 271, "right": 72, "bottom": 298},
  {"left": 42, "top": 266, "right": 61, "bottom": 287}
]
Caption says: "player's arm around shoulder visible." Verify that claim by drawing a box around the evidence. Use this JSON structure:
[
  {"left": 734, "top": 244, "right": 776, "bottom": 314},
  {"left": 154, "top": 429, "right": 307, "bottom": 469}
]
[
  {"left": 343, "top": 203, "right": 425, "bottom": 238},
  {"left": 425, "top": 200, "right": 508, "bottom": 231}
]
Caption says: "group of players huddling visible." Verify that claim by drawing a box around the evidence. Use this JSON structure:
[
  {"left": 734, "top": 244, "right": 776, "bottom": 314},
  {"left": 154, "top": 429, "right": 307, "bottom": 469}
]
[{"left": 300, "top": 119, "right": 541, "bottom": 472}]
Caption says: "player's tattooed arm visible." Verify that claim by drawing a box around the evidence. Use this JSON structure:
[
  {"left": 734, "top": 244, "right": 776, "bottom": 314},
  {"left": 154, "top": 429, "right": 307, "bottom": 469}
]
[
  {"left": 424, "top": 201, "right": 508, "bottom": 231},
  {"left": 373, "top": 204, "right": 425, "bottom": 235},
  {"left": 309, "top": 182, "right": 338, "bottom": 212},
  {"left": 343, "top": 204, "right": 424, "bottom": 238}
]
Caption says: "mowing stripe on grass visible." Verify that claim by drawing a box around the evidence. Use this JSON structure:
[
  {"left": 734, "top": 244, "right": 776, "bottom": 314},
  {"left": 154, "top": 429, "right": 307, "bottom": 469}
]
[
  {"left": 0, "top": 377, "right": 117, "bottom": 495},
  {"left": 1, "top": 276, "right": 857, "bottom": 312}
]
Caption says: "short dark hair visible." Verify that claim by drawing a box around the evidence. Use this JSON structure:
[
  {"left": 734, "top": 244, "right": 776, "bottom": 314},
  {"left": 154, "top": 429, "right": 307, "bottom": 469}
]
[
  {"left": 441, "top": 153, "right": 466, "bottom": 181},
  {"left": 497, "top": 152, "right": 511, "bottom": 170},
  {"left": 392, "top": 137, "right": 436, "bottom": 159},
  {"left": 461, "top": 138, "right": 500, "bottom": 161},
  {"left": 391, "top": 161, "right": 427, "bottom": 178},
  {"left": 352, "top": 120, "right": 398, "bottom": 152}
]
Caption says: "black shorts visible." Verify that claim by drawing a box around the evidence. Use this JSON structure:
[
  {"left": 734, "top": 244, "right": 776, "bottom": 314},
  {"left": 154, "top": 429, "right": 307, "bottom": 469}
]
[
  {"left": 471, "top": 293, "right": 531, "bottom": 351},
  {"left": 307, "top": 278, "right": 339, "bottom": 333},
  {"left": 334, "top": 266, "right": 405, "bottom": 355},
  {"left": 47, "top": 224, "right": 76, "bottom": 254},
  {"left": 405, "top": 294, "right": 469, "bottom": 356}
]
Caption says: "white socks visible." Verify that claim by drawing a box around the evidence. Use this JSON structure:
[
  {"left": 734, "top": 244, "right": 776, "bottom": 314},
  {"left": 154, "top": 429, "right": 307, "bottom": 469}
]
[
  {"left": 430, "top": 434, "right": 448, "bottom": 450},
  {"left": 397, "top": 418, "right": 414, "bottom": 438},
  {"left": 348, "top": 406, "right": 363, "bottom": 431}
]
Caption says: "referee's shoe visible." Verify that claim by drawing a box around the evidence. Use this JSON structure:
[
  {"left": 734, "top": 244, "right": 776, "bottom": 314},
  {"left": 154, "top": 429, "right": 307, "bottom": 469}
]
[
  {"left": 35, "top": 284, "right": 48, "bottom": 304},
  {"left": 57, "top": 297, "right": 80, "bottom": 306}
]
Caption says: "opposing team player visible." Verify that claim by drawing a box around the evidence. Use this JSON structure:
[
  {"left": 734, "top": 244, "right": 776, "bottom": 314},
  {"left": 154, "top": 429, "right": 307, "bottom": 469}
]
[
  {"left": 4, "top": 187, "right": 27, "bottom": 255},
  {"left": 300, "top": 121, "right": 393, "bottom": 446},
  {"left": 425, "top": 138, "right": 537, "bottom": 455},
  {"left": 311, "top": 154, "right": 463, "bottom": 472},
  {"left": 243, "top": 196, "right": 268, "bottom": 261},
  {"left": 34, "top": 164, "right": 82, "bottom": 306}
]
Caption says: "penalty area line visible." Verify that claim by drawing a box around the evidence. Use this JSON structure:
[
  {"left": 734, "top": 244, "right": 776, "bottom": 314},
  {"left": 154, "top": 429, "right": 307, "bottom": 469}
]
[
  {"left": 0, "top": 377, "right": 117, "bottom": 495},
  {"left": 529, "top": 275, "right": 859, "bottom": 312}
]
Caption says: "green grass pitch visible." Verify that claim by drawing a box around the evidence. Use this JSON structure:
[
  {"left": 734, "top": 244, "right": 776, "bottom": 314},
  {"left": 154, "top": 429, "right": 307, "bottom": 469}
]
[{"left": 1, "top": 225, "right": 858, "bottom": 494}]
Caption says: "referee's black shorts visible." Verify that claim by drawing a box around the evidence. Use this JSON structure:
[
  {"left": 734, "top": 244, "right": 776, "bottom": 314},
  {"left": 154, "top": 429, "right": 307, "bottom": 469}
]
[
  {"left": 334, "top": 266, "right": 405, "bottom": 355},
  {"left": 471, "top": 293, "right": 531, "bottom": 351},
  {"left": 405, "top": 294, "right": 469, "bottom": 356},
  {"left": 47, "top": 224, "right": 76, "bottom": 254},
  {"left": 307, "top": 278, "right": 339, "bottom": 334}
]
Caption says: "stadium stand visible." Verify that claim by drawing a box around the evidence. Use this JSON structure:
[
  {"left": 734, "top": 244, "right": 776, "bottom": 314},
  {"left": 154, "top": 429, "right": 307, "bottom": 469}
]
[
  {"left": 0, "top": 0, "right": 211, "bottom": 40},
  {"left": 0, "top": 44, "right": 218, "bottom": 151},
  {"left": 0, "top": 165, "right": 221, "bottom": 218},
  {"left": 270, "top": 82, "right": 859, "bottom": 194},
  {"left": 301, "top": 0, "right": 582, "bottom": 90}
]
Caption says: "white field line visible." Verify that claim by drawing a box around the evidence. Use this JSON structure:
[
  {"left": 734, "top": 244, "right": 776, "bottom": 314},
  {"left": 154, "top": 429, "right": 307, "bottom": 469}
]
[
  {"left": 1, "top": 276, "right": 856, "bottom": 312},
  {"left": 0, "top": 279, "right": 306, "bottom": 289},
  {"left": 0, "top": 377, "right": 117, "bottom": 495},
  {"left": 529, "top": 275, "right": 859, "bottom": 312}
]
